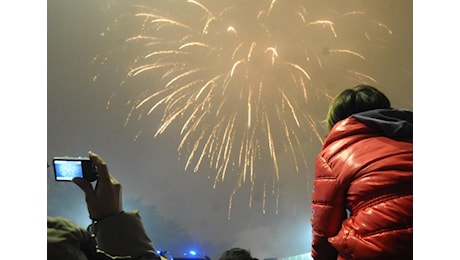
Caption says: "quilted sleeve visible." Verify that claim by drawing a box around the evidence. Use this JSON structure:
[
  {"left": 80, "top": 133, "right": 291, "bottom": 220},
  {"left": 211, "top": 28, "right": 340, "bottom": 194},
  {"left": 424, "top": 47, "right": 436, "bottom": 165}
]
[{"left": 310, "top": 155, "right": 347, "bottom": 260}]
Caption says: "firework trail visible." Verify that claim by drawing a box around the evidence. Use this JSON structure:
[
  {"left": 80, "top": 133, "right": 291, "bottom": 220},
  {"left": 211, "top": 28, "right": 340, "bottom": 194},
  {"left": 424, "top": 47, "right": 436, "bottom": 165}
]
[{"left": 93, "top": 0, "right": 392, "bottom": 218}]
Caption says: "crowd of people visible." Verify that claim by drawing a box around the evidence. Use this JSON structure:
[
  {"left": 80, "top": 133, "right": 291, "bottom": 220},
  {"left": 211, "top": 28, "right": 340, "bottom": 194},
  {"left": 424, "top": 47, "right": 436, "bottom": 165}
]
[{"left": 48, "top": 85, "right": 413, "bottom": 259}]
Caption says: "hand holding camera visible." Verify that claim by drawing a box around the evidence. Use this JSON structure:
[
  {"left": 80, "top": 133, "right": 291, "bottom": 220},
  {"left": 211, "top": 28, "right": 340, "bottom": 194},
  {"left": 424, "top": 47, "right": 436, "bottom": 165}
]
[{"left": 54, "top": 151, "right": 123, "bottom": 221}]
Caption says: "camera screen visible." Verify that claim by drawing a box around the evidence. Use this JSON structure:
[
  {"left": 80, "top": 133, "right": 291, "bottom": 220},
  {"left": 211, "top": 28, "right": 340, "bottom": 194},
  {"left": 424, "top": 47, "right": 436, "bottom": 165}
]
[{"left": 54, "top": 160, "right": 84, "bottom": 181}]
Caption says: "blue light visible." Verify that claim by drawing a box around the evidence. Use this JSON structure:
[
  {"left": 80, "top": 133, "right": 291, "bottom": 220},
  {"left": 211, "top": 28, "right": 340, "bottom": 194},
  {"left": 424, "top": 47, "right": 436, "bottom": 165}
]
[{"left": 189, "top": 250, "right": 197, "bottom": 256}]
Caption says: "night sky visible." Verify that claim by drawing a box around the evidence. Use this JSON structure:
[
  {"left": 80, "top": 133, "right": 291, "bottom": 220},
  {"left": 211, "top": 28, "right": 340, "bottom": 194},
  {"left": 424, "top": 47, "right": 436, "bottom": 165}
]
[{"left": 45, "top": 0, "right": 414, "bottom": 259}]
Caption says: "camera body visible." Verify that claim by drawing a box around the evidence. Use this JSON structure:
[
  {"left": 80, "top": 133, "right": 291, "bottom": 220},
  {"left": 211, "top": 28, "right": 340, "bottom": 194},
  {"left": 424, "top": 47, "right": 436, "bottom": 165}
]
[{"left": 53, "top": 156, "right": 98, "bottom": 182}]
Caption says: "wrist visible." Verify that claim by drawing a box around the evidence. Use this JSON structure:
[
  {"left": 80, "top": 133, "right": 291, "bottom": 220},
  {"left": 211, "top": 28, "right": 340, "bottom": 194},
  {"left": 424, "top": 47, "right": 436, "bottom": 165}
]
[{"left": 90, "top": 210, "right": 124, "bottom": 222}]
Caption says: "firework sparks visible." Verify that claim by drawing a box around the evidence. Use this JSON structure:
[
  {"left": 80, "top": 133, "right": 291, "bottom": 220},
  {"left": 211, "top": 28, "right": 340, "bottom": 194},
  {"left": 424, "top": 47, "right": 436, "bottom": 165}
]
[{"left": 94, "top": 0, "right": 392, "bottom": 218}]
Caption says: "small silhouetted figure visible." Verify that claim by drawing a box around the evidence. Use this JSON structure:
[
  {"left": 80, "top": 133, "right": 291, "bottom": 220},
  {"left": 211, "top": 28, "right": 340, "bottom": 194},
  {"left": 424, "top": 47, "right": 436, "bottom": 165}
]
[{"left": 219, "top": 248, "right": 258, "bottom": 260}]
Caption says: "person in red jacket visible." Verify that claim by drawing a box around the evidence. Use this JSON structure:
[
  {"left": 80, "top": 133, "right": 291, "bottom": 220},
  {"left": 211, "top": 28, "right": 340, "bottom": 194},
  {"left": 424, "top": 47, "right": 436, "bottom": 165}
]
[{"left": 310, "top": 85, "right": 413, "bottom": 260}]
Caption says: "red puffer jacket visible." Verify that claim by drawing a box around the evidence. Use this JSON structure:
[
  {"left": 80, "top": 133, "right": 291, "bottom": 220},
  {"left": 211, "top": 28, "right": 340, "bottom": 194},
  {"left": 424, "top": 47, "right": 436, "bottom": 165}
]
[{"left": 311, "top": 109, "right": 413, "bottom": 260}]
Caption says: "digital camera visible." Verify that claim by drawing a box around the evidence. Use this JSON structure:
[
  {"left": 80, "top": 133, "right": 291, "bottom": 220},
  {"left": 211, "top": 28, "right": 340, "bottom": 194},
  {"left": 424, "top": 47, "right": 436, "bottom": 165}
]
[{"left": 52, "top": 156, "right": 97, "bottom": 182}]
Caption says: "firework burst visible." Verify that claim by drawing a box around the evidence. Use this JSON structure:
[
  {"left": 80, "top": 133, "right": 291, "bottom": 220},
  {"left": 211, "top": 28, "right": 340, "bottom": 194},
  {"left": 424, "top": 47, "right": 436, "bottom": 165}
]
[{"left": 93, "top": 0, "right": 393, "bottom": 218}]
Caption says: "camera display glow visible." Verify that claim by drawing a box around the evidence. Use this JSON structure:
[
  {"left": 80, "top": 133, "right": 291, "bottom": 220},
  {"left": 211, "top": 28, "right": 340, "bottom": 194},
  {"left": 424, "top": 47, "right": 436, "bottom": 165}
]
[{"left": 54, "top": 160, "right": 83, "bottom": 181}]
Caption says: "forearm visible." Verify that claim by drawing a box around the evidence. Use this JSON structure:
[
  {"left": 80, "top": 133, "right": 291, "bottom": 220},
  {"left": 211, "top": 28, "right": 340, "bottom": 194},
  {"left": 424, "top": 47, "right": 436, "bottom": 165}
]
[
  {"left": 88, "top": 210, "right": 159, "bottom": 259},
  {"left": 311, "top": 156, "right": 347, "bottom": 259},
  {"left": 311, "top": 203, "right": 341, "bottom": 260}
]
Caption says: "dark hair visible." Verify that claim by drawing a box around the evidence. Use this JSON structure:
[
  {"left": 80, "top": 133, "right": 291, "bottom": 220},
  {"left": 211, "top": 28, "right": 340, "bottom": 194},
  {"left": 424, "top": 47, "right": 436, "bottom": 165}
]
[
  {"left": 324, "top": 84, "right": 391, "bottom": 130},
  {"left": 218, "top": 248, "right": 257, "bottom": 260}
]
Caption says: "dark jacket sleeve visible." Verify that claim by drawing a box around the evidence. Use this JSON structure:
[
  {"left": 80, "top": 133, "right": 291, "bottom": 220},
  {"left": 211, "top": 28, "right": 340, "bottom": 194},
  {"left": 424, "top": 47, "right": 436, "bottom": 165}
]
[{"left": 89, "top": 210, "right": 163, "bottom": 260}]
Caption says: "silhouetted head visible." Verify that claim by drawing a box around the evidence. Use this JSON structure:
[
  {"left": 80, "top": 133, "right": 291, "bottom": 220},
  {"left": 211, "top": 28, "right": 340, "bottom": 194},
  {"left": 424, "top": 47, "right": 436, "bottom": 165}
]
[
  {"left": 325, "top": 84, "right": 391, "bottom": 130},
  {"left": 218, "top": 248, "right": 257, "bottom": 260}
]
